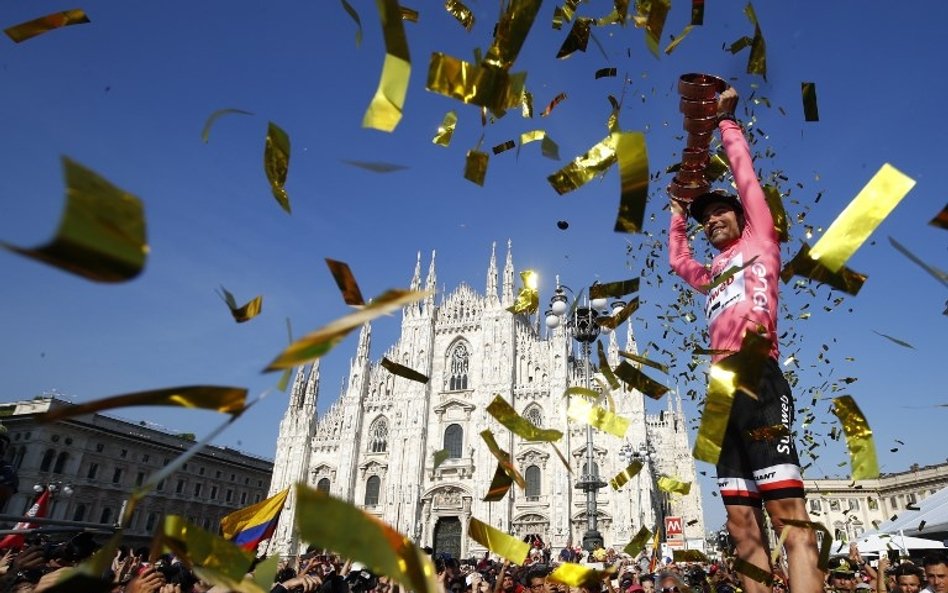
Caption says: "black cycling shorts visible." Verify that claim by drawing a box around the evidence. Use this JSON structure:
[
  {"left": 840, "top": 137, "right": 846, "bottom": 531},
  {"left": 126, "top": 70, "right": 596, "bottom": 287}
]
[{"left": 716, "top": 357, "right": 804, "bottom": 507}]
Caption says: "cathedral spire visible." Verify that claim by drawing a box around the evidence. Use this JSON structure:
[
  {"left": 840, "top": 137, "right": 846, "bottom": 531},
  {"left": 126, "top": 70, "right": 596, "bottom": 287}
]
[
  {"left": 356, "top": 322, "right": 371, "bottom": 363},
  {"left": 486, "top": 241, "right": 498, "bottom": 303},
  {"left": 608, "top": 327, "right": 620, "bottom": 368},
  {"left": 424, "top": 250, "right": 437, "bottom": 309},
  {"left": 502, "top": 239, "right": 514, "bottom": 305},
  {"left": 410, "top": 251, "right": 422, "bottom": 292},
  {"left": 303, "top": 359, "right": 320, "bottom": 411},
  {"left": 624, "top": 319, "right": 638, "bottom": 355},
  {"left": 290, "top": 365, "right": 308, "bottom": 407}
]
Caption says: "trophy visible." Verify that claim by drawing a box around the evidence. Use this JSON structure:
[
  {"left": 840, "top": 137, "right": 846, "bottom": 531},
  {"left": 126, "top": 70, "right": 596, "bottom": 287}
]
[{"left": 669, "top": 73, "right": 728, "bottom": 202}]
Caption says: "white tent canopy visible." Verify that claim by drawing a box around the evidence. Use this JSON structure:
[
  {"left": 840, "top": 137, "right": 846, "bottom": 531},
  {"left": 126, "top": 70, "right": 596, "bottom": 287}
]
[
  {"left": 831, "top": 532, "right": 945, "bottom": 556},
  {"left": 875, "top": 485, "right": 948, "bottom": 537}
]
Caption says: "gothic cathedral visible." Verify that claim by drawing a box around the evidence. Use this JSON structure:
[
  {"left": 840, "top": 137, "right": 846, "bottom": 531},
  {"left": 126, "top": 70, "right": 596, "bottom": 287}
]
[{"left": 267, "top": 242, "right": 704, "bottom": 557}]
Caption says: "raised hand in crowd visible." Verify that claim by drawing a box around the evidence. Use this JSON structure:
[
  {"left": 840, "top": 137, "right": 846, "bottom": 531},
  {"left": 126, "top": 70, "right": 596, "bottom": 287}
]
[
  {"left": 126, "top": 565, "right": 166, "bottom": 593},
  {"left": 33, "top": 567, "right": 73, "bottom": 593}
]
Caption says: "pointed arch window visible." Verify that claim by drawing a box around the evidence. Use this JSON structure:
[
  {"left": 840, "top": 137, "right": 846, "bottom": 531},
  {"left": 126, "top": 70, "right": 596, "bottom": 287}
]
[
  {"left": 447, "top": 342, "right": 470, "bottom": 391},
  {"left": 369, "top": 417, "right": 388, "bottom": 453},
  {"left": 364, "top": 476, "right": 381, "bottom": 506},
  {"left": 523, "top": 406, "right": 543, "bottom": 432},
  {"left": 316, "top": 478, "right": 331, "bottom": 493},
  {"left": 525, "top": 465, "right": 541, "bottom": 498},
  {"left": 444, "top": 424, "right": 463, "bottom": 459}
]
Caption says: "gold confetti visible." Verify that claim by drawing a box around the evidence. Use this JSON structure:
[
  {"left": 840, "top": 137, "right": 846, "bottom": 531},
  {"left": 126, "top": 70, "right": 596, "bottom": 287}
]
[
  {"left": 483, "top": 463, "right": 514, "bottom": 501},
  {"left": 487, "top": 395, "right": 563, "bottom": 441},
  {"left": 217, "top": 286, "right": 263, "bottom": 323},
  {"left": 691, "top": 0, "right": 704, "bottom": 25},
  {"left": 468, "top": 517, "right": 529, "bottom": 565},
  {"left": 342, "top": 160, "right": 410, "bottom": 173},
  {"left": 595, "top": 67, "right": 617, "bottom": 79},
  {"left": 930, "top": 204, "right": 948, "bottom": 229},
  {"left": 381, "top": 357, "right": 430, "bottom": 384},
  {"left": 481, "top": 429, "right": 526, "bottom": 488},
  {"left": 433, "top": 110, "right": 458, "bottom": 146},
  {"left": 613, "top": 131, "right": 650, "bottom": 233},
  {"left": 729, "top": 3, "right": 767, "bottom": 78},
  {"left": 781, "top": 243, "right": 867, "bottom": 295},
  {"left": 597, "top": 342, "right": 620, "bottom": 390},
  {"left": 779, "top": 519, "right": 832, "bottom": 569},
  {"left": 591, "top": 278, "right": 640, "bottom": 300},
  {"left": 548, "top": 134, "right": 617, "bottom": 195},
  {"left": 609, "top": 460, "right": 643, "bottom": 490},
  {"left": 673, "top": 550, "right": 709, "bottom": 562},
  {"left": 700, "top": 256, "right": 759, "bottom": 292},
  {"left": 763, "top": 185, "right": 790, "bottom": 242},
  {"left": 295, "top": 485, "right": 439, "bottom": 593},
  {"left": 492, "top": 140, "right": 517, "bottom": 155},
  {"left": 160, "top": 516, "right": 255, "bottom": 586},
  {"left": 445, "top": 0, "right": 475, "bottom": 31},
  {"left": 519, "top": 130, "right": 560, "bottom": 160},
  {"left": 433, "top": 449, "right": 450, "bottom": 470},
  {"left": 264, "top": 122, "right": 292, "bottom": 213},
  {"left": 831, "top": 396, "right": 879, "bottom": 480},
  {"left": 623, "top": 526, "right": 652, "bottom": 556},
  {"left": 801, "top": 82, "right": 820, "bottom": 121},
  {"left": 693, "top": 365, "right": 737, "bottom": 465},
  {"left": 614, "top": 360, "right": 668, "bottom": 399},
  {"left": 809, "top": 164, "right": 915, "bottom": 272},
  {"left": 506, "top": 270, "right": 539, "bottom": 314},
  {"left": 4, "top": 9, "right": 90, "bottom": 43},
  {"left": 747, "top": 424, "right": 789, "bottom": 441},
  {"left": 427, "top": 54, "right": 526, "bottom": 114},
  {"left": 597, "top": 297, "right": 639, "bottom": 330},
  {"left": 664, "top": 25, "right": 695, "bottom": 55},
  {"left": 549, "top": 563, "right": 615, "bottom": 588},
  {"left": 556, "top": 18, "right": 591, "bottom": 59},
  {"left": 39, "top": 386, "right": 247, "bottom": 423},
  {"left": 1, "top": 157, "right": 147, "bottom": 282},
  {"left": 201, "top": 108, "right": 253, "bottom": 143},
  {"left": 325, "top": 258, "right": 366, "bottom": 306},
  {"left": 617, "top": 351, "right": 668, "bottom": 373},
  {"left": 541, "top": 92, "right": 568, "bottom": 117},
  {"left": 400, "top": 6, "right": 419, "bottom": 22},
  {"left": 733, "top": 558, "right": 773, "bottom": 585},
  {"left": 277, "top": 319, "right": 295, "bottom": 392},
  {"left": 521, "top": 90, "right": 534, "bottom": 118},
  {"left": 872, "top": 330, "right": 915, "bottom": 349},
  {"left": 464, "top": 149, "right": 490, "bottom": 186},
  {"left": 657, "top": 475, "right": 692, "bottom": 495},
  {"left": 642, "top": 0, "right": 670, "bottom": 57},
  {"left": 484, "top": 0, "right": 543, "bottom": 70},
  {"left": 340, "top": 0, "right": 363, "bottom": 46},
  {"left": 363, "top": 0, "right": 411, "bottom": 132},
  {"left": 566, "top": 397, "right": 629, "bottom": 438},
  {"left": 264, "top": 289, "right": 430, "bottom": 370},
  {"left": 888, "top": 236, "right": 948, "bottom": 288}
]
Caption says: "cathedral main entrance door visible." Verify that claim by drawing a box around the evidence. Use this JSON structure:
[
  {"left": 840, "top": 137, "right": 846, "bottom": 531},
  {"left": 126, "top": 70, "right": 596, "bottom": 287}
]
[{"left": 433, "top": 517, "right": 462, "bottom": 559}]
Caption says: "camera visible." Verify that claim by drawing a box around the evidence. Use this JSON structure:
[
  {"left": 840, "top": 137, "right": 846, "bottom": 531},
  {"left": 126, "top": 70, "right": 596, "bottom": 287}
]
[{"left": 346, "top": 568, "right": 379, "bottom": 593}]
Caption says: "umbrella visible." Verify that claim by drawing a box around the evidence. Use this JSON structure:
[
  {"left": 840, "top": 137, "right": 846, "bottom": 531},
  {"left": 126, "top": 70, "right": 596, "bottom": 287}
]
[{"left": 831, "top": 532, "right": 945, "bottom": 555}]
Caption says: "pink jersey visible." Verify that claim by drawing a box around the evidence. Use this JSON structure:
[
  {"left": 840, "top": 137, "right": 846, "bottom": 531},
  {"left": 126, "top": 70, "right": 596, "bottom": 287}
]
[{"left": 668, "top": 120, "right": 780, "bottom": 363}]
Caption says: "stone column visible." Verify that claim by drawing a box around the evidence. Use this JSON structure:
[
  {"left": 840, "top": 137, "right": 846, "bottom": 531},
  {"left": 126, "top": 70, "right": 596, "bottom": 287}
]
[
  {"left": 461, "top": 496, "right": 472, "bottom": 557},
  {"left": 420, "top": 498, "right": 432, "bottom": 546}
]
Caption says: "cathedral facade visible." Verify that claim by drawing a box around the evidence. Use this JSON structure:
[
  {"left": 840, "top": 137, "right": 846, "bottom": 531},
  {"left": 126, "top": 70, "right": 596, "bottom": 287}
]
[{"left": 267, "top": 242, "right": 705, "bottom": 558}]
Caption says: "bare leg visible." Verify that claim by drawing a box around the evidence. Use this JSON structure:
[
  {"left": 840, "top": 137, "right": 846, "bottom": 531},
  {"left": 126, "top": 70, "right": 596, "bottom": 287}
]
[
  {"left": 765, "top": 498, "right": 822, "bottom": 593},
  {"left": 725, "top": 504, "right": 772, "bottom": 593}
]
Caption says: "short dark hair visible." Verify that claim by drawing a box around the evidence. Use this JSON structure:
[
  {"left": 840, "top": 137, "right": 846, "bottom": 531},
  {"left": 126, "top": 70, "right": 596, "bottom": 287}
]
[
  {"left": 923, "top": 551, "right": 948, "bottom": 568},
  {"left": 895, "top": 564, "right": 924, "bottom": 579}
]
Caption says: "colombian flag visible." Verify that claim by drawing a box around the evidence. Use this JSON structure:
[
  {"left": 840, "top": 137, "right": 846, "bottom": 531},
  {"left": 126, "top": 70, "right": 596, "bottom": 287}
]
[{"left": 220, "top": 488, "right": 289, "bottom": 551}]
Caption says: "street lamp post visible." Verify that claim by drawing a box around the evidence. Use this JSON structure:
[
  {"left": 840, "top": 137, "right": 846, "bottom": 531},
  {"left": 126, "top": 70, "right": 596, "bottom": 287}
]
[
  {"left": 545, "top": 280, "right": 624, "bottom": 552},
  {"left": 32, "top": 480, "right": 73, "bottom": 517}
]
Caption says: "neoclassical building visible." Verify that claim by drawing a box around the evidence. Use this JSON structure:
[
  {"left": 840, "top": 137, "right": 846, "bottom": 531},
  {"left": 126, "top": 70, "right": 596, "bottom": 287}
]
[{"left": 267, "top": 242, "right": 705, "bottom": 557}]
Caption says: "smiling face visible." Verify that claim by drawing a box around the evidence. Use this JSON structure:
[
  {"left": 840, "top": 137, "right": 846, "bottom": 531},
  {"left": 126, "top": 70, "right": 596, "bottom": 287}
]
[{"left": 701, "top": 201, "right": 744, "bottom": 250}]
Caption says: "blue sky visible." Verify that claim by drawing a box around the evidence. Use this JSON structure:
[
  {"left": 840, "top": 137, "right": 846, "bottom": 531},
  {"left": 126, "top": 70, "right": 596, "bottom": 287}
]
[{"left": 1, "top": 1, "right": 945, "bottom": 531}]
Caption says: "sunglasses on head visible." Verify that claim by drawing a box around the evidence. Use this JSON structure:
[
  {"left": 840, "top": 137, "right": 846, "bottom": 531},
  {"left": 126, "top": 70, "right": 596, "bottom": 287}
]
[{"left": 662, "top": 587, "right": 680, "bottom": 593}]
